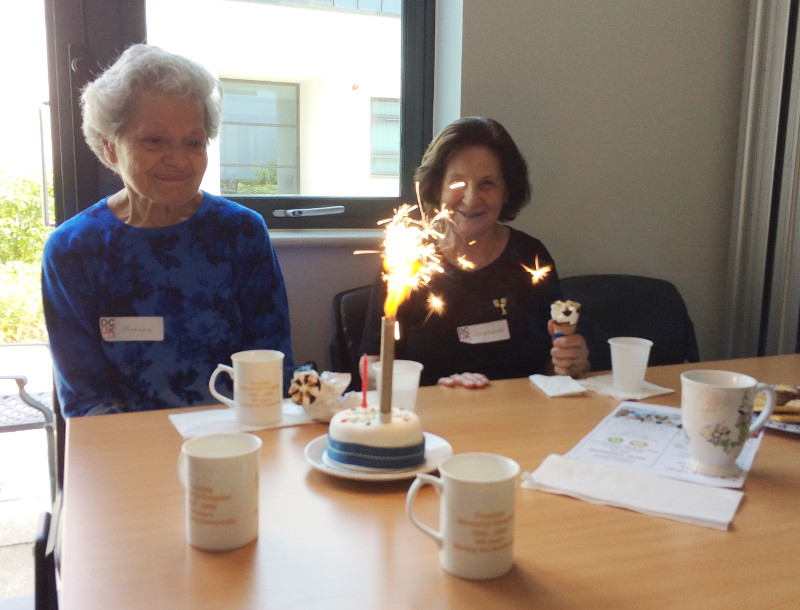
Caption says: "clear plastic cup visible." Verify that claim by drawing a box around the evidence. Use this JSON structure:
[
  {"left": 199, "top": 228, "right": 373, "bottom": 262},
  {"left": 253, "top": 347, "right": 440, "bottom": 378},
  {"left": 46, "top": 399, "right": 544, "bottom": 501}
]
[{"left": 371, "top": 360, "right": 424, "bottom": 411}]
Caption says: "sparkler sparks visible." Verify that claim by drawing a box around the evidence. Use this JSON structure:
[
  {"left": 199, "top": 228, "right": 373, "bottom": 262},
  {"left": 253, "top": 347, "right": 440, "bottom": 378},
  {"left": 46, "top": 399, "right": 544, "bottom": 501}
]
[
  {"left": 427, "top": 293, "right": 444, "bottom": 314},
  {"left": 521, "top": 255, "right": 552, "bottom": 284},
  {"left": 369, "top": 202, "right": 449, "bottom": 417},
  {"left": 457, "top": 255, "right": 475, "bottom": 270},
  {"left": 423, "top": 292, "right": 445, "bottom": 324},
  {"left": 379, "top": 203, "right": 447, "bottom": 318}
]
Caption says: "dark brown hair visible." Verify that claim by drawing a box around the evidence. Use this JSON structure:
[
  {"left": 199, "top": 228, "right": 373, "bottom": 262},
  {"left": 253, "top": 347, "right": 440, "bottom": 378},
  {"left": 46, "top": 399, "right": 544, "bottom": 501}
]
[{"left": 414, "top": 117, "right": 531, "bottom": 222}]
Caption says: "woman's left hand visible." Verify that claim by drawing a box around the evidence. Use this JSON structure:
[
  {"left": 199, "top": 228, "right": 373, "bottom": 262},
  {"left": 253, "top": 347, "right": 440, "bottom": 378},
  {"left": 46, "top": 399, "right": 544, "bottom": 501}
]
[{"left": 548, "top": 320, "right": 591, "bottom": 377}]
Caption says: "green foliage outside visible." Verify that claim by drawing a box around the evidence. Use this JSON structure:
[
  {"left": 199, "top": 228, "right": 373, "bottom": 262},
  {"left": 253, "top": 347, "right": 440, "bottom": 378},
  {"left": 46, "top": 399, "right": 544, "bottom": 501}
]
[
  {"left": 0, "top": 171, "right": 53, "bottom": 343},
  {"left": 220, "top": 160, "right": 279, "bottom": 195}
]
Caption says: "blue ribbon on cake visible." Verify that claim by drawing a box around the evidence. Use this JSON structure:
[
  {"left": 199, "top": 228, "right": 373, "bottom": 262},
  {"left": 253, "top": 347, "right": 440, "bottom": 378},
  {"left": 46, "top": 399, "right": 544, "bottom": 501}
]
[{"left": 327, "top": 439, "right": 425, "bottom": 470}]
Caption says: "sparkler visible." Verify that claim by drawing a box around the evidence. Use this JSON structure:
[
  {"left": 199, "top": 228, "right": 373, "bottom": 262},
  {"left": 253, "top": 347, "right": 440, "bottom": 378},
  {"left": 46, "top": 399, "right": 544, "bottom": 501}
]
[
  {"left": 423, "top": 293, "right": 445, "bottom": 324},
  {"left": 521, "top": 255, "right": 552, "bottom": 284},
  {"left": 457, "top": 255, "right": 475, "bottom": 270},
  {"left": 376, "top": 203, "right": 447, "bottom": 420}
]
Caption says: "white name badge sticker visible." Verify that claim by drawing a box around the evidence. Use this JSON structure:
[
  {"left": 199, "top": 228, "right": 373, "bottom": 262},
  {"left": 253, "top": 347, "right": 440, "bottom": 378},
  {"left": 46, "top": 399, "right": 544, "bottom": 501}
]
[
  {"left": 456, "top": 319, "right": 511, "bottom": 345},
  {"left": 100, "top": 317, "right": 164, "bottom": 342}
]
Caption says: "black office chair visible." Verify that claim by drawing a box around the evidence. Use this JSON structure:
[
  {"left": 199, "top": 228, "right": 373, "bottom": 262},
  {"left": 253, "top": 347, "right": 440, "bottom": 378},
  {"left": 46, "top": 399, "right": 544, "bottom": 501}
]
[
  {"left": 329, "top": 285, "right": 373, "bottom": 391},
  {"left": 560, "top": 274, "right": 700, "bottom": 372}
]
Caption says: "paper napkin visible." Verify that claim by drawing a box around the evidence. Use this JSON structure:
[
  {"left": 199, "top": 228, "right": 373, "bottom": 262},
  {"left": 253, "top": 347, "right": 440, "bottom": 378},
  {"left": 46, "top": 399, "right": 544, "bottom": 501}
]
[
  {"left": 529, "top": 374, "right": 586, "bottom": 397},
  {"left": 168, "top": 400, "right": 314, "bottom": 438},
  {"left": 521, "top": 454, "right": 743, "bottom": 530},
  {"left": 578, "top": 373, "right": 674, "bottom": 401}
]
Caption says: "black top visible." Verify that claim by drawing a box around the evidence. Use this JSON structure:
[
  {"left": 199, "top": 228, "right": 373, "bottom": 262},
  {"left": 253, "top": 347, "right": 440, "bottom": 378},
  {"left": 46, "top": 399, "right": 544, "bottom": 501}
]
[{"left": 360, "top": 228, "right": 562, "bottom": 385}]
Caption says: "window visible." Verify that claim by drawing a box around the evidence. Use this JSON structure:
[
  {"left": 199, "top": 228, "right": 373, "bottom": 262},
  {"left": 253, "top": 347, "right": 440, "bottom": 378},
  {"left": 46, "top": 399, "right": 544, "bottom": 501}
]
[
  {"left": 220, "top": 80, "right": 299, "bottom": 196},
  {"left": 46, "top": 0, "right": 434, "bottom": 230},
  {"left": 370, "top": 98, "right": 400, "bottom": 177},
  {"left": 145, "top": 0, "right": 435, "bottom": 229}
]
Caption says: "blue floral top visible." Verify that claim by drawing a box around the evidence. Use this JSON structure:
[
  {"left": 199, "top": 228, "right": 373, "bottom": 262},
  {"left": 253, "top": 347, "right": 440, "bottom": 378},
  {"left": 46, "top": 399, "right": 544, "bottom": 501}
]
[{"left": 42, "top": 192, "right": 294, "bottom": 417}]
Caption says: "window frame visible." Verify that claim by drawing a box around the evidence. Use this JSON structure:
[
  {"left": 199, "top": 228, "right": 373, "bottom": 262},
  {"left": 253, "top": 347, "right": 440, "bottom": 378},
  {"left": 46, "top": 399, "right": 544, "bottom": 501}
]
[{"left": 45, "top": 0, "right": 435, "bottom": 230}]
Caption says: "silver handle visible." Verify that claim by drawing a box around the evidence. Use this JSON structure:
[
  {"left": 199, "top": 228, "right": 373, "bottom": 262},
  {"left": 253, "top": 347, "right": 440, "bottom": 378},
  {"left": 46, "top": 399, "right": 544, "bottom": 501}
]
[{"left": 273, "top": 206, "right": 345, "bottom": 218}]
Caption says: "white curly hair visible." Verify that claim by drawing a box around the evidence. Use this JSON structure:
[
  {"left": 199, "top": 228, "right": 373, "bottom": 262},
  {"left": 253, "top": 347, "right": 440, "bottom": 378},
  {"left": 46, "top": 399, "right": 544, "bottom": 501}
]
[{"left": 81, "top": 44, "right": 223, "bottom": 171}]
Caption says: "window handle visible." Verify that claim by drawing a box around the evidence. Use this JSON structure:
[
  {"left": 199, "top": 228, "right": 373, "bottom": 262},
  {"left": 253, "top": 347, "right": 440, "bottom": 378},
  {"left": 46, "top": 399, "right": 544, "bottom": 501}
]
[{"left": 273, "top": 206, "right": 345, "bottom": 218}]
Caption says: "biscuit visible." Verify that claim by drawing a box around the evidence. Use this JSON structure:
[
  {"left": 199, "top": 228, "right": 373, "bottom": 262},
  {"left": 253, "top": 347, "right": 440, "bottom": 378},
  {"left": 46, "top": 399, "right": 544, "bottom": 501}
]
[
  {"left": 754, "top": 384, "right": 800, "bottom": 413},
  {"left": 769, "top": 413, "right": 800, "bottom": 424},
  {"left": 289, "top": 371, "right": 321, "bottom": 407}
]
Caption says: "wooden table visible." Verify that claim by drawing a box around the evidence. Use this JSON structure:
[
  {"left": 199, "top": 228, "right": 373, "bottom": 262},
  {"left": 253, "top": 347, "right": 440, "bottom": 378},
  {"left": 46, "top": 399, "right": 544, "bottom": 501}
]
[{"left": 60, "top": 355, "right": 800, "bottom": 609}]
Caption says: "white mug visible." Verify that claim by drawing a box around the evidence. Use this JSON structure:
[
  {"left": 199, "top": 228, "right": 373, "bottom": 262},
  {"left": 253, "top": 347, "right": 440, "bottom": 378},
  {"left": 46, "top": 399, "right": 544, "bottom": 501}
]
[
  {"left": 177, "top": 433, "right": 262, "bottom": 551},
  {"left": 406, "top": 453, "right": 520, "bottom": 580},
  {"left": 681, "top": 370, "right": 775, "bottom": 477},
  {"left": 209, "top": 350, "right": 284, "bottom": 425}
]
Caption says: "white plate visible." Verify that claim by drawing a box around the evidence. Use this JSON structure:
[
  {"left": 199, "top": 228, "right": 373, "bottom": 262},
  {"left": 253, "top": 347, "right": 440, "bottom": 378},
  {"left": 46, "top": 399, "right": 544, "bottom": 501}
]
[
  {"left": 766, "top": 420, "right": 800, "bottom": 435},
  {"left": 304, "top": 432, "right": 452, "bottom": 481}
]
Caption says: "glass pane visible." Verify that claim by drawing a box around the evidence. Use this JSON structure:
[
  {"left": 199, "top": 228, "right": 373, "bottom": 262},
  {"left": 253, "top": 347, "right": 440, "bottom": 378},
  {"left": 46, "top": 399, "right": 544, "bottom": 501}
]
[
  {"left": 383, "top": 0, "right": 401, "bottom": 14},
  {"left": 146, "top": 0, "right": 402, "bottom": 198},
  {"left": 0, "top": 1, "right": 53, "bottom": 347},
  {"left": 223, "top": 80, "right": 298, "bottom": 125},
  {"left": 370, "top": 97, "right": 399, "bottom": 177},
  {"left": 220, "top": 125, "right": 298, "bottom": 166}
]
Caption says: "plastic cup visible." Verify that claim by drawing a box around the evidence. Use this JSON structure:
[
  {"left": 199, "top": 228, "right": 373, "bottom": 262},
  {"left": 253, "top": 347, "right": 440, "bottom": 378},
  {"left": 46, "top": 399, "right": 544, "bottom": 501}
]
[
  {"left": 608, "top": 337, "right": 653, "bottom": 393},
  {"left": 371, "top": 360, "right": 424, "bottom": 411}
]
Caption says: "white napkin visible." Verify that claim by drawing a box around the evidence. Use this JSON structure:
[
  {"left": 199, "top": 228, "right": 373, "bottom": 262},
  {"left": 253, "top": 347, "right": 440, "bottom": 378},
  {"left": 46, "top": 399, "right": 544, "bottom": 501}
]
[
  {"left": 168, "top": 400, "right": 314, "bottom": 438},
  {"left": 529, "top": 374, "right": 586, "bottom": 397},
  {"left": 522, "top": 454, "right": 743, "bottom": 531},
  {"left": 578, "top": 373, "right": 674, "bottom": 401}
]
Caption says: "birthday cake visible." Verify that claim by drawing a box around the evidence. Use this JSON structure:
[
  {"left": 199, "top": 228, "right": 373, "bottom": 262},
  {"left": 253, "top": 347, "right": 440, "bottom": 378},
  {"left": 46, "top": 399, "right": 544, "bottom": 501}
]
[{"left": 326, "top": 406, "right": 425, "bottom": 470}]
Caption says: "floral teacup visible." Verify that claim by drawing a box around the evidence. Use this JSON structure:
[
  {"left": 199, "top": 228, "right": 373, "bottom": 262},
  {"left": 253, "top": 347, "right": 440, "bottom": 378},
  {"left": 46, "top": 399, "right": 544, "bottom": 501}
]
[{"left": 680, "top": 370, "right": 775, "bottom": 477}]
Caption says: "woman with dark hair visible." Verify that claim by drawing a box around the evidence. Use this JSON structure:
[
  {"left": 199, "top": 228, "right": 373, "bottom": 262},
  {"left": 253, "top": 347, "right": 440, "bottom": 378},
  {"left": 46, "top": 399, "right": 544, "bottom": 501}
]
[
  {"left": 360, "top": 117, "right": 588, "bottom": 388},
  {"left": 42, "top": 44, "right": 295, "bottom": 416}
]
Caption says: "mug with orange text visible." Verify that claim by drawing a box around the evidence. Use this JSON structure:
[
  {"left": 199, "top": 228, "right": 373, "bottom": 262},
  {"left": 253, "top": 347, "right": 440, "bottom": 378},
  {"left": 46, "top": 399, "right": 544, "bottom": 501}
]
[{"left": 178, "top": 433, "right": 261, "bottom": 551}]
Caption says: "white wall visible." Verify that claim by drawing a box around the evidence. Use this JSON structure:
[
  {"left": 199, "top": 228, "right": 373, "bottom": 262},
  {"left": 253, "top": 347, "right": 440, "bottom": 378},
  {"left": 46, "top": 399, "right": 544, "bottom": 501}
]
[
  {"left": 458, "top": 0, "right": 749, "bottom": 360},
  {"left": 277, "top": 0, "right": 750, "bottom": 369},
  {"left": 274, "top": 233, "right": 382, "bottom": 369}
]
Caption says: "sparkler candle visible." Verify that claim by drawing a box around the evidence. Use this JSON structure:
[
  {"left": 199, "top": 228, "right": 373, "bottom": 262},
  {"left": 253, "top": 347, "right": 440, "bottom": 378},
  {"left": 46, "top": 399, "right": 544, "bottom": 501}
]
[
  {"left": 377, "top": 204, "right": 447, "bottom": 421},
  {"left": 378, "top": 317, "right": 395, "bottom": 422}
]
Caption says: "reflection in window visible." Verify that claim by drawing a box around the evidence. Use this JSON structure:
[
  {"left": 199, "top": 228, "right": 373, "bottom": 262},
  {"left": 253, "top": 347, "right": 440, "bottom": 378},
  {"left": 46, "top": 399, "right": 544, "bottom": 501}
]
[
  {"left": 220, "top": 80, "right": 299, "bottom": 196},
  {"left": 370, "top": 98, "right": 400, "bottom": 177}
]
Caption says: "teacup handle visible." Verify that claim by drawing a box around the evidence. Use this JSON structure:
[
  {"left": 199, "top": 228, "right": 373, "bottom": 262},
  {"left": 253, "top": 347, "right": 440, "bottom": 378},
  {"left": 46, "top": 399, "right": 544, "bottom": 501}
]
[
  {"left": 406, "top": 473, "right": 444, "bottom": 548},
  {"left": 749, "top": 383, "right": 776, "bottom": 436},
  {"left": 208, "top": 364, "right": 235, "bottom": 410}
]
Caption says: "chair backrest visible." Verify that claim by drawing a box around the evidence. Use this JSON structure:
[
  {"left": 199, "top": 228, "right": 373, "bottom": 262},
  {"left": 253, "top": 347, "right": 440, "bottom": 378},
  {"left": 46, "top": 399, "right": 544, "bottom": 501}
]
[
  {"left": 559, "top": 274, "right": 700, "bottom": 372},
  {"left": 329, "top": 285, "right": 373, "bottom": 390},
  {"left": 1, "top": 342, "right": 60, "bottom": 501}
]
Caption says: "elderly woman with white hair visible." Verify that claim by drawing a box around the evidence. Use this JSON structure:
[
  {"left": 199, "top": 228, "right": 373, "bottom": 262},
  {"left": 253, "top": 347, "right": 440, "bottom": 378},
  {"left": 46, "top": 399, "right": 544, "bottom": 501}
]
[{"left": 42, "top": 44, "right": 295, "bottom": 417}]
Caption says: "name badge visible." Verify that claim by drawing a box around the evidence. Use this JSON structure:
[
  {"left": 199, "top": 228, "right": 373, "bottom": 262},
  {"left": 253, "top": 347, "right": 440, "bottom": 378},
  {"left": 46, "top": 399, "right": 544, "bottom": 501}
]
[
  {"left": 100, "top": 317, "right": 164, "bottom": 342},
  {"left": 457, "top": 319, "right": 511, "bottom": 345}
]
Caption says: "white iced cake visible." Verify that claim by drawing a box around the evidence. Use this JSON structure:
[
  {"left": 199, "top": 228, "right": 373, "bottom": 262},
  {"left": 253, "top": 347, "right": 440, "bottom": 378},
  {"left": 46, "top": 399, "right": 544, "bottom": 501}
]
[{"left": 326, "top": 406, "right": 425, "bottom": 470}]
